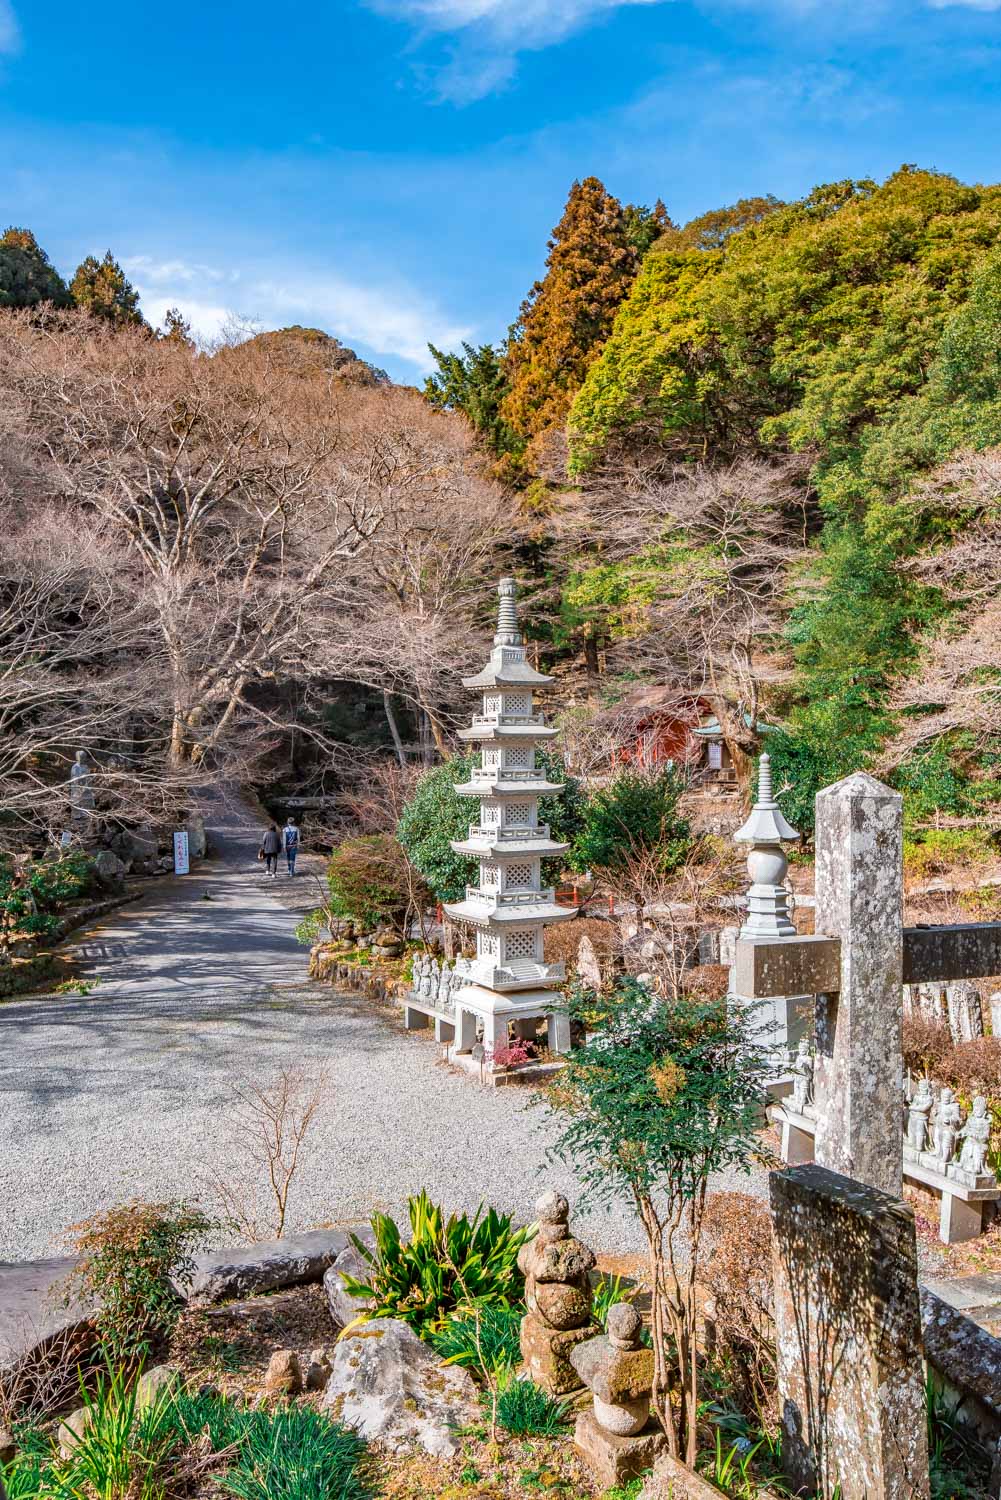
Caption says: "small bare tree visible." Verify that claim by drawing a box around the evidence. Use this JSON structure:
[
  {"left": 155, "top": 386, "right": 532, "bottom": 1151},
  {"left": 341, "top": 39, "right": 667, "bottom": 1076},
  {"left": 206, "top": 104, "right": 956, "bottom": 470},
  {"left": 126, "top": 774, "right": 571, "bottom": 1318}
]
[{"left": 206, "top": 1065, "right": 327, "bottom": 1240}]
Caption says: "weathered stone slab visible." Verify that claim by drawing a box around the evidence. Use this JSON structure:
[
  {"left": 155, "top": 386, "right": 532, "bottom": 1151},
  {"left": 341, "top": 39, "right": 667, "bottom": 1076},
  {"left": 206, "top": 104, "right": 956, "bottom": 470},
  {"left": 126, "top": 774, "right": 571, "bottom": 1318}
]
[
  {"left": 0, "top": 1257, "right": 90, "bottom": 1373},
  {"left": 185, "top": 1229, "right": 352, "bottom": 1302},
  {"left": 321, "top": 1317, "right": 477, "bottom": 1457},
  {"left": 920, "top": 1287, "right": 1001, "bottom": 1431},
  {"left": 771, "top": 1163, "right": 929, "bottom": 1500},
  {"left": 813, "top": 772, "right": 904, "bottom": 1197},
  {"left": 733, "top": 934, "right": 841, "bottom": 999},
  {"left": 639, "top": 1450, "right": 736, "bottom": 1498},
  {"left": 575, "top": 1408, "right": 666, "bottom": 1489},
  {"left": 323, "top": 1230, "right": 376, "bottom": 1329},
  {"left": 903, "top": 924, "right": 1001, "bottom": 985}
]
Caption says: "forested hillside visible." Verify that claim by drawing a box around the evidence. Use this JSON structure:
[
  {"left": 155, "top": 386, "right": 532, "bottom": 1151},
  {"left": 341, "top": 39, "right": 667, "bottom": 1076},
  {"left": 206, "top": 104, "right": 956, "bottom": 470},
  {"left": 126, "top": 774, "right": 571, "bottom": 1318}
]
[{"left": 426, "top": 166, "right": 1001, "bottom": 828}]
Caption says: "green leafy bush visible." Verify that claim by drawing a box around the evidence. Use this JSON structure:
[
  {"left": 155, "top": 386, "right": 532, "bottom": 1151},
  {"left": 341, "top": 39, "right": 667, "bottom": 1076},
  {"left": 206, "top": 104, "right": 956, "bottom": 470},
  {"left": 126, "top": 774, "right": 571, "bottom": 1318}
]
[
  {"left": 326, "top": 833, "right": 424, "bottom": 934},
  {"left": 494, "top": 1376, "right": 569, "bottom": 1437},
  {"left": 397, "top": 753, "right": 587, "bottom": 901},
  {"left": 903, "top": 829, "right": 995, "bottom": 882},
  {"left": 573, "top": 766, "right": 690, "bottom": 889},
  {"left": 428, "top": 1301, "right": 523, "bottom": 1375},
  {"left": 341, "top": 1190, "right": 533, "bottom": 1338},
  {"left": 63, "top": 1199, "right": 217, "bottom": 1362},
  {"left": 0, "top": 850, "right": 93, "bottom": 948},
  {"left": 2, "top": 1379, "right": 370, "bottom": 1500}
]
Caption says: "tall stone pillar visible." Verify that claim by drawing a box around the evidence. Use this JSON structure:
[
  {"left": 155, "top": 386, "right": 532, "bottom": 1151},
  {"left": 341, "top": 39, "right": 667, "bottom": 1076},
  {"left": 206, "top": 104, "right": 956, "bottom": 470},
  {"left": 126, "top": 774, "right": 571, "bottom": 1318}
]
[
  {"left": 771, "top": 1163, "right": 929, "bottom": 1500},
  {"left": 813, "top": 772, "right": 903, "bottom": 1197}
]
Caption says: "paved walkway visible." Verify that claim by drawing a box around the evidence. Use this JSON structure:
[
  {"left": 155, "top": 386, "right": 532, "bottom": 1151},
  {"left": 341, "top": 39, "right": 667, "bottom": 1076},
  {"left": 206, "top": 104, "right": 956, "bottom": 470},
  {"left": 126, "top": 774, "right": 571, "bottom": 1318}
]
[{"left": 0, "top": 793, "right": 764, "bottom": 1263}]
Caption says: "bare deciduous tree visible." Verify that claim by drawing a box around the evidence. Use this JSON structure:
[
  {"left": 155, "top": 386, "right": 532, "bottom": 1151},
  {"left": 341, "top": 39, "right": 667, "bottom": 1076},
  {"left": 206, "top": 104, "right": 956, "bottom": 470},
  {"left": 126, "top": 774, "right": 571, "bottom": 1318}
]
[
  {"left": 552, "top": 456, "right": 813, "bottom": 793},
  {"left": 205, "top": 1065, "right": 327, "bottom": 1241}
]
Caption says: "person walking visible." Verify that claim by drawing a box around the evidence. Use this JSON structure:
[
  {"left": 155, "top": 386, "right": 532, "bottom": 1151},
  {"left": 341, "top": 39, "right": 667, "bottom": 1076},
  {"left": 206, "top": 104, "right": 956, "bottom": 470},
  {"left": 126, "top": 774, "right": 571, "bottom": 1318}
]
[
  {"left": 260, "top": 823, "right": 282, "bottom": 877},
  {"left": 282, "top": 816, "right": 300, "bottom": 876}
]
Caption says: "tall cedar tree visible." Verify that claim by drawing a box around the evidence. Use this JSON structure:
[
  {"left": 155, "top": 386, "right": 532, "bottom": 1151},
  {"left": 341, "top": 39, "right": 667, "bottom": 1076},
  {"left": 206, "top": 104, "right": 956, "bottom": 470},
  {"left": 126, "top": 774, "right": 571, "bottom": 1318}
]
[
  {"left": 0, "top": 227, "right": 72, "bottom": 309},
  {"left": 501, "top": 177, "right": 640, "bottom": 448},
  {"left": 70, "top": 251, "right": 143, "bottom": 326}
]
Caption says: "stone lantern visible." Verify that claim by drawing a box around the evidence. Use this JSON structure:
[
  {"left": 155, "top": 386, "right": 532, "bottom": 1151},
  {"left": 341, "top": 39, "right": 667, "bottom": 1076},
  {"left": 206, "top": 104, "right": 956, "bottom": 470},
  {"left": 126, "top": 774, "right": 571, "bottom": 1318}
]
[
  {"left": 733, "top": 752, "right": 799, "bottom": 940},
  {"left": 443, "top": 578, "right": 577, "bottom": 1065}
]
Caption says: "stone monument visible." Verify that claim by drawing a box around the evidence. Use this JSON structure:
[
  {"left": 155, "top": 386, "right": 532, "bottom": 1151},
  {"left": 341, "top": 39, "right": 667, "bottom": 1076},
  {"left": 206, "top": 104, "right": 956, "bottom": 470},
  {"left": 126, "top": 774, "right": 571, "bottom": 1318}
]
[
  {"left": 730, "top": 754, "right": 810, "bottom": 1074},
  {"left": 69, "top": 749, "right": 95, "bottom": 826},
  {"left": 518, "top": 1189, "right": 598, "bottom": 1395},
  {"left": 771, "top": 1162, "right": 930, "bottom": 1500},
  {"left": 444, "top": 578, "right": 577, "bottom": 1065},
  {"left": 570, "top": 1303, "right": 667, "bottom": 1488}
]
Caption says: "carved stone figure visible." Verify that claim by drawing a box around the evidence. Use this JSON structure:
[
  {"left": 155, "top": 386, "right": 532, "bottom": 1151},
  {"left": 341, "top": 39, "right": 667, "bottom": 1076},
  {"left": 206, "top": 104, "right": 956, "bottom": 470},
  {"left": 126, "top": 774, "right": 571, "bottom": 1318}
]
[
  {"left": 957, "top": 1097, "right": 991, "bottom": 1178},
  {"left": 790, "top": 1038, "right": 814, "bottom": 1115},
  {"left": 907, "top": 1077, "right": 934, "bottom": 1154},
  {"left": 933, "top": 1087, "right": 962, "bottom": 1166},
  {"left": 69, "top": 749, "right": 95, "bottom": 819}
]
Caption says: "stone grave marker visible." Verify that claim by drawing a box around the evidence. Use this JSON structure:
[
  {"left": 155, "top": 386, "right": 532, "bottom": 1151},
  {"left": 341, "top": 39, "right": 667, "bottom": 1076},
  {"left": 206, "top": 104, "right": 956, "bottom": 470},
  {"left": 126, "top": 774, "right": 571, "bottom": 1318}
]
[{"left": 771, "top": 1162, "right": 930, "bottom": 1500}]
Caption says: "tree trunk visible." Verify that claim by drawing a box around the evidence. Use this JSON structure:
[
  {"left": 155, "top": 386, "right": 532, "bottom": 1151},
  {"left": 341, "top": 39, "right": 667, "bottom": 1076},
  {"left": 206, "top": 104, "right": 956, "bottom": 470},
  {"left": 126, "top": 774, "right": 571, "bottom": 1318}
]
[
  {"left": 383, "top": 690, "right": 407, "bottom": 769},
  {"left": 583, "top": 630, "right": 600, "bottom": 679}
]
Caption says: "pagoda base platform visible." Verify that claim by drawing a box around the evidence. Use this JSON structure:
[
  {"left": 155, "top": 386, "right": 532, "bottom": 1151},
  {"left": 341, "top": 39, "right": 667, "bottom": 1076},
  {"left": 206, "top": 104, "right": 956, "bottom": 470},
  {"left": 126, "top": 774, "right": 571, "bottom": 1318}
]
[{"left": 449, "top": 982, "right": 571, "bottom": 1058}]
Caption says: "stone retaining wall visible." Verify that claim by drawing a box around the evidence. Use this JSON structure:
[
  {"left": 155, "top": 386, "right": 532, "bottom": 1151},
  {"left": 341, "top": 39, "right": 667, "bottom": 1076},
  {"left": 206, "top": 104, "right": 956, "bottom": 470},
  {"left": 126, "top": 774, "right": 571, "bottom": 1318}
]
[{"left": 0, "top": 893, "right": 141, "bottom": 1000}]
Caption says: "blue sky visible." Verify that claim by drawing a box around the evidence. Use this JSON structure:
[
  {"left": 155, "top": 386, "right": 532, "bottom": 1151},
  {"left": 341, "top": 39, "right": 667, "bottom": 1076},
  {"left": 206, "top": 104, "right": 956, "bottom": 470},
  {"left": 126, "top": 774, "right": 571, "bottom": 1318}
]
[{"left": 2, "top": 0, "right": 1000, "bottom": 381}]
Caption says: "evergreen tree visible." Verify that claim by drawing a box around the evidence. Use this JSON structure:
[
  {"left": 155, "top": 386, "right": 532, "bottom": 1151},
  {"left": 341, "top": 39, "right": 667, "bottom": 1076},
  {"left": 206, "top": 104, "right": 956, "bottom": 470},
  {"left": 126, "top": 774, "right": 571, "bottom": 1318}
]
[
  {"left": 500, "top": 177, "right": 640, "bottom": 449},
  {"left": 423, "top": 340, "right": 520, "bottom": 457},
  {"left": 161, "top": 306, "right": 194, "bottom": 347},
  {"left": 70, "top": 251, "right": 143, "bottom": 326},
  {"left": 622, "top": 198, "right": 674, "bottom": 257},
  {"left": 0, "top": 227, "right": 72, "bottom": 309}
]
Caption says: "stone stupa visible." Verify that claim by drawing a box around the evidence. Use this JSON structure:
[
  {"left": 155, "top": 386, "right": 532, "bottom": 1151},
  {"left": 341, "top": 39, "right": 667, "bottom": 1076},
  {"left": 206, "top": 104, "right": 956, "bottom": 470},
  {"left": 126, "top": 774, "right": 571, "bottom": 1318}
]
[{"left": 443, "top": 577, "right": 576, "bottom": 1064}]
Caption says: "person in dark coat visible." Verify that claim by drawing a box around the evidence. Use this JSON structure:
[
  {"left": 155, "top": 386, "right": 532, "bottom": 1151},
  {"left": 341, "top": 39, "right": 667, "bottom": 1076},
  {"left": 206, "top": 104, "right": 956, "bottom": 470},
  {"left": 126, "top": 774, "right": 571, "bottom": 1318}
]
[{"left": 260, "top": 823, "right": 282, "bottom": 877}]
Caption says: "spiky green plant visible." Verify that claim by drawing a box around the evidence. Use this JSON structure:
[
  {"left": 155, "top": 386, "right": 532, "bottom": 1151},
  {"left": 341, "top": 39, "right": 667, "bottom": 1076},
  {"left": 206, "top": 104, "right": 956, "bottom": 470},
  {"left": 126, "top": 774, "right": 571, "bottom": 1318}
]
[
  {"left": 340, "top": 1191, "right": 534, "bottom": 1337},
  {"left": 494, "top": 1376, "right": 569, "bottom": 1438},
  {"left": 427, "top": 1301, "right": 523, "bottom": 1375}
]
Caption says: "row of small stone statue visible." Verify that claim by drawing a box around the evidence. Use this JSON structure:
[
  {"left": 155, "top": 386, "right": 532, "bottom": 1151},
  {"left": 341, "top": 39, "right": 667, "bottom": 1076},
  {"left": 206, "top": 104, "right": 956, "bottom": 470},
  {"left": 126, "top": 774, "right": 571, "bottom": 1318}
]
[
  {"left": 905, "top": 1077, "right": 994, "bottom": 1182},
  {"left": 410, "top": 952, "right": 458, "bottom": 1013},
  {"left": 788, "top": 1036, "right": 994, "bottom": 1184}
]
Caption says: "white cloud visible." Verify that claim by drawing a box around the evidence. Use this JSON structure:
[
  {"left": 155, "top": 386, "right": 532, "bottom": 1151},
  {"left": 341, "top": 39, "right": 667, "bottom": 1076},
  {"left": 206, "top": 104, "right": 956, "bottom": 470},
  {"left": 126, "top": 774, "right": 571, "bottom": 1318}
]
[
  {"left": 128, "top": 257, "right": 470, "bottom": 372},
  {"left": 370, "top": 0, "right": 668, "bottom": 100},
  {"left": 374, "top": 0, "right": 664, "bottom": 45},
  {"left": 0, "top": 0, "right": 20, "bottom": 53}
]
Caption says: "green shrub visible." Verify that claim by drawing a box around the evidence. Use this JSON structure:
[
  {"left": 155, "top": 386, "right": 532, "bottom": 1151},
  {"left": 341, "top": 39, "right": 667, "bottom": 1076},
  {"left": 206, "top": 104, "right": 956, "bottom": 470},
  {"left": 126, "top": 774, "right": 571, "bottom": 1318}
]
[
  {"left": 428, "top": 1301, "right": 523, "bottom": 1375},
  {"left": 0, "top": 850, "right": 93, "bottom": 949},
  {"left": 494, "top": 1376, "right": 569, "bottom": 1437},
  {"left": 326, "top": 833, "right": 424, "bottom": 934},
  {"left": 2, "top": 1381, "right": 370, "bottom": 1500},
  {"left": 63, "top": 1199, "right": 217, "bottom": 1362},
  {"left": 397, "top": 752, "right": 588, "bottom": 902},
  {"left": 341, "top": 1190, "right": 533, "bottom": 1338},
  {"left": 2, "top": 1365, "right": 181, "bottom": 1500},
  {"left": 903, "top": 829, "right": 995, "bottom": 882},
  {"left": 573, "top": 766, "right": 690, "bottom": 889},
  {"left": 214, "top": 1402, "right": 369, "bottom": 1500}
]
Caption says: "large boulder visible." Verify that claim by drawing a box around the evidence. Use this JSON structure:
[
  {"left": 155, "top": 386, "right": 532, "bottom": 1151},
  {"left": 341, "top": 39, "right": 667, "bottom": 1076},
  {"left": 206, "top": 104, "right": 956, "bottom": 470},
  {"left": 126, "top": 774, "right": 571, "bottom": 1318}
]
[
  {"left": 0, "top": 1257, "right": 93, "bottom": 1377},
  {"left": 323, "top": 1230, "right": 376, "bottom": 1330},
  {"left": 186, "top": 814, "right": 207, "bottom": 861},
  {"left": 92, "top": 849, "right": 126, "bottom": 890},
  {"left": 321, "top": 1318, "right": 477, "bottom": 1457},
  {"left": 185, "top": 1229, "right": 353, "bottom": 1303}
]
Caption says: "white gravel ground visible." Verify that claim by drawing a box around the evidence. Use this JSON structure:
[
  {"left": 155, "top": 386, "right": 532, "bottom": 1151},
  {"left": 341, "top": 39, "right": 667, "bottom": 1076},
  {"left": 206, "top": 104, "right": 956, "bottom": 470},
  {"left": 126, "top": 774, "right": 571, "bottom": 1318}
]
[{"left": 0, "top": 798, "right": 766, "bottom": 1263}]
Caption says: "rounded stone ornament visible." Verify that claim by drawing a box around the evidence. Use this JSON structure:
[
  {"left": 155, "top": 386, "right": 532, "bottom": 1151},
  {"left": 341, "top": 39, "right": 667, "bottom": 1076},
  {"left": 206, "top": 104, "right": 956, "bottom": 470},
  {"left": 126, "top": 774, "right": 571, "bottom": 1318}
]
[
  {"left": 536, "top": 1189, "right": 569, "bottom": 1224},
  {"left": 533, "top": 1279, "right": 593, "bottom": 1330},
  {"left": 594, "top": 1392, "right": 649, "bottom": 1437},
  {"left": 607, "top": 1302, "right": 642, "bottom": 1349}
]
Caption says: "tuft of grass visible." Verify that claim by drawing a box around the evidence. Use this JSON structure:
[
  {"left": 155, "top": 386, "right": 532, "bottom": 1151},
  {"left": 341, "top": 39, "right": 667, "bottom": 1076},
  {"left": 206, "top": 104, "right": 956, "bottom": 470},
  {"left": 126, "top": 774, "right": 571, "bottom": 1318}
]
[
  {"left": 494, "top": 1377, "right": 569, "bottom": 1438},
  {"left": 218, "top": 1402, "right": 369, "bottom": 1500},
  {"left": 428, "top": 1302, "right": 523, "bottom": 1376}
]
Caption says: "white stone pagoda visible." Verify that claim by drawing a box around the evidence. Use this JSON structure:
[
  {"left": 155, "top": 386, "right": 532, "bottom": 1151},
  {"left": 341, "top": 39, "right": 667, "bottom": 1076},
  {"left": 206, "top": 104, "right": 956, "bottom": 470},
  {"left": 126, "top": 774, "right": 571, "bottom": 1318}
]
[{"left": 443, "top": 577, "right": 576, "bottom": 1063}]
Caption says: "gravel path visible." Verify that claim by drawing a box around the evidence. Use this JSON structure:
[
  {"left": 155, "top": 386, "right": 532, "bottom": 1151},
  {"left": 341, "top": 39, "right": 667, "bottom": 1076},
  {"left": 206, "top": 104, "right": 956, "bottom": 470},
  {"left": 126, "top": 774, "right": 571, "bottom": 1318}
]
[{"left": 0, "top": 793, "right": 766, "bottom": 1262}]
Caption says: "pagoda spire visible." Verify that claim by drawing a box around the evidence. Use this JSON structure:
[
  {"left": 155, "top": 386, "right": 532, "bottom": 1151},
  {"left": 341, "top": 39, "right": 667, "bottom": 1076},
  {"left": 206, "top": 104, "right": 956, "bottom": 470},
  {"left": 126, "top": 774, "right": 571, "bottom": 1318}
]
[{"left": 494, "top": 576, "right": 521, "bottom": 647}]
